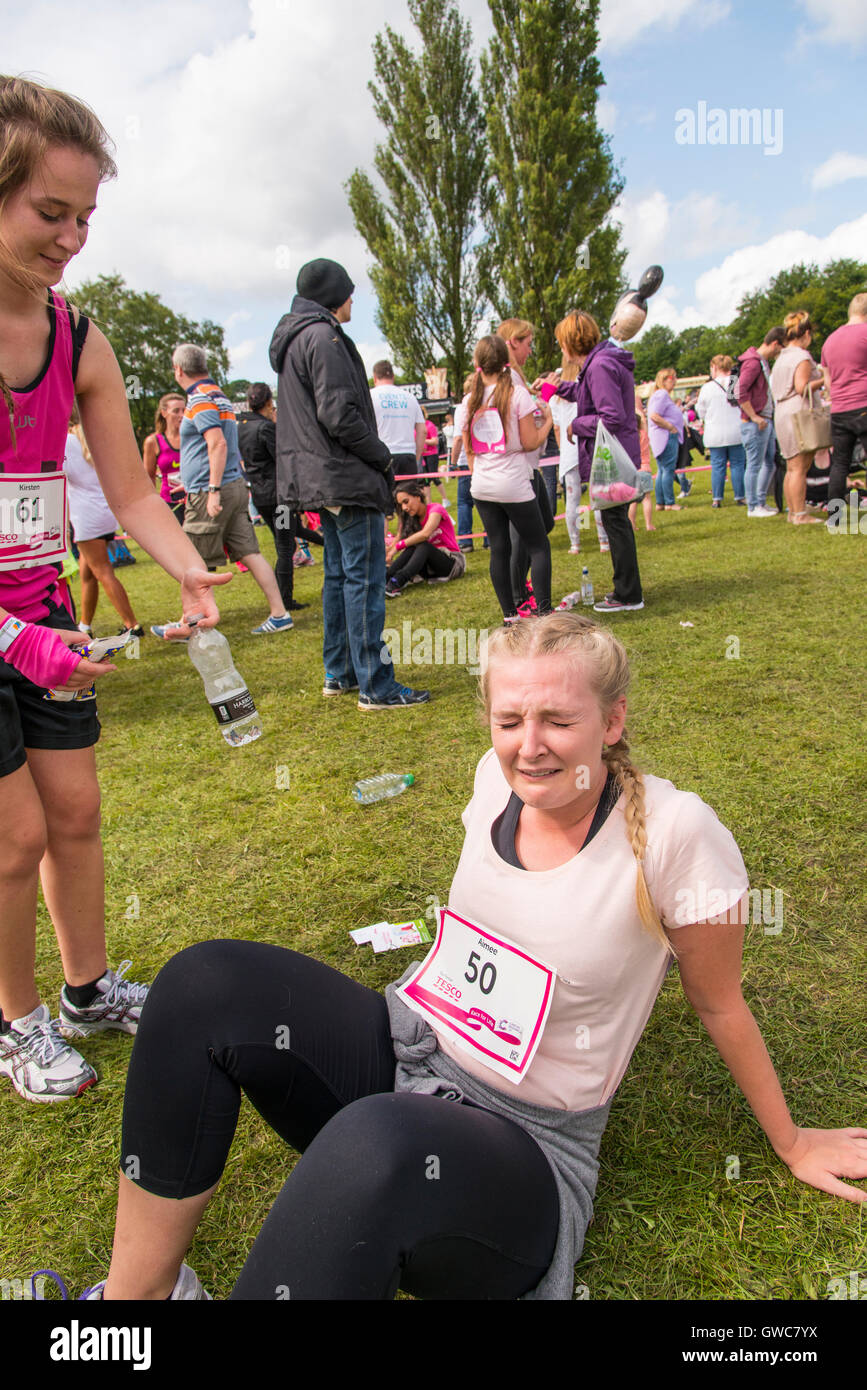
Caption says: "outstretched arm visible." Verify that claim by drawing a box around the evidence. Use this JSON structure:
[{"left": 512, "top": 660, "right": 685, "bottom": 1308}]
[{"left": 674, "top": 901, "right": 867, "bottom": 1202}]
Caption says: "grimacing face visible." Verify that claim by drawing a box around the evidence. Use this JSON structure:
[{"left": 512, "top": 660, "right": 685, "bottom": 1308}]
[{"left": 487, "top": 654, "right": 626, "bottom": 817}]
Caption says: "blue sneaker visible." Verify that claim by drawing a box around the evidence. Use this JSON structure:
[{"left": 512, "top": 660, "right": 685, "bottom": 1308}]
[
  {"left": 322, "top": 675, "right": 359, "bottom": 696},
  {"left": 251, "top": 613, "right": 294, "bottom": 635},
  {"left": 358, "top": 686, "right": 430, "bottom": 711}
]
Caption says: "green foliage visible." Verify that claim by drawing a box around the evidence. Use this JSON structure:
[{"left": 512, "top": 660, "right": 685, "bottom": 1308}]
[
  {"left": 637, "top": 260, "right": 867, "bottom": 382},
  {"left": 71, "top": 274, "right": 230, "bottom": 444},
  {"left": 480, "top": 0, "right": 627, "bottom": 372},
  {"left": 345, "top": 0, "right": 487, "bottom": 389}
]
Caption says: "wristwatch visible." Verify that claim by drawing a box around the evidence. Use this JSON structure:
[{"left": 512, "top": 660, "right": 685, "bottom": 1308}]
[{"left": 208, "top": 485, "right": 221, "bottom": 493}]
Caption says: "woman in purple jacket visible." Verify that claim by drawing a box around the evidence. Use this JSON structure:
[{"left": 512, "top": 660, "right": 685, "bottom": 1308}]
[{"left": 537, "top": 312, "right": 644, "bottom": 613}]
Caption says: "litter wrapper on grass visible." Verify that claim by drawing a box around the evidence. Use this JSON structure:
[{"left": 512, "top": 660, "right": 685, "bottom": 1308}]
[
  {"left": 351, "top": 919, "right": 433, "bottom": 953},
  {"left": 589, "top": 421, "right": 654, "bottom": 509}
]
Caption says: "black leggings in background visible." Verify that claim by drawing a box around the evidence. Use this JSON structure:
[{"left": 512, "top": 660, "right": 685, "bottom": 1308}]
[
  {"left": 121, "top": 941, "right": 560, "bottom": 1301},
  {"left": 474, "top": 497, "right": 552, "bottom": 617},
  {"left": 387, "top": 541, "right": 454, "bottom": 587},
  {"left": 257, "top": 503, "right": 297, "bottom": 608}
]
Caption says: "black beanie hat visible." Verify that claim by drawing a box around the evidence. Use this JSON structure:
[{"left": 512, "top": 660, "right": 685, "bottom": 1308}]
[{"left": 296, "top": 259, "right": 355, "bottom": 311}]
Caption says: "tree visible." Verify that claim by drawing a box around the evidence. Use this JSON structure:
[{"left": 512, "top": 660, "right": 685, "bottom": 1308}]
[
  {"left": 728, "top": 259, "right": 867, "bottom": 357},
  {"left": 345, "top": 0, "right": 487, "bottom": 389},
  {"left": 70, "top": 274, "right": 230, "bottom": 442},
  {"left": 480, "top": 0, "right": 627, "bottom": 371},
  {"left": 629, "top": 324, "right": 678, "bottom": 384}
]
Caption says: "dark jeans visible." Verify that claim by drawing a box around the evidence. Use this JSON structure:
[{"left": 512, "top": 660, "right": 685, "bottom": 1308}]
[
  {"left": 474, "top": 497, "right": 552, "bottom": 617},
  {"left": 828, "top": 406, "right": 867, "bottom": 503},
  {"left": 387, "top": 541, "right": 454, "bottom": 587},
  {"left": 121, "top": 941, "right": 559, "bottom": 1300},
  {"left": 599, "top": 503, "right": 642, "bottom": 604},
  {"left": 319, "top": 506, "right": 399, "bottom": 700},
  {"left": 257, "top": 503, "right": 296, "bottom": 608}
]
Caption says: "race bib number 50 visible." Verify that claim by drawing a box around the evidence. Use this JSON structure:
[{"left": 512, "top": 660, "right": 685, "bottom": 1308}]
[{"left": 396, "top": 907, "right": 556, "bottom": 1084}]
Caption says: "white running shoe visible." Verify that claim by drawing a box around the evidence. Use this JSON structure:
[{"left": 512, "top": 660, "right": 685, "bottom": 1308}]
[
  {"left": 747, "top": 506, "right": 779, "bottom": 518},
  {"left": 80, "top": 1262, "right": 212, "bottom": 1301},
  {"left": 0, "top": 1004, "right": 97, "bottom": 1102},
  {"left": 59, "top": 960, "right": 150, "bottom": 1038}
]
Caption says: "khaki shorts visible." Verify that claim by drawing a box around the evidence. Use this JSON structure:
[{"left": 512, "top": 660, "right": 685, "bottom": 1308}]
[{"left": 183, "top": 477, "right": 260, "bottom": 567}]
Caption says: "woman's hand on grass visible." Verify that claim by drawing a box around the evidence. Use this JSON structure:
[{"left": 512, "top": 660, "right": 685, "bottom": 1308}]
[{"left": 776, "top": 1127, "right": 867, "bottom": 1202}]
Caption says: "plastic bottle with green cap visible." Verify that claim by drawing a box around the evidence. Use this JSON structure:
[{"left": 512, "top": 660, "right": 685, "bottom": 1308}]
[{"left": 352, "top": 773, "right": 415, "bottom": 805}]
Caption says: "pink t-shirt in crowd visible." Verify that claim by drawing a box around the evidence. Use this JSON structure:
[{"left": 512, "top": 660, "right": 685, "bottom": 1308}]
[
  {"left": 424, "top": 502, "right": 460, "bottom": 553},
  {"left": 465, "top": 382, "right": 537, "bottom": 504},
  {"left": 821, "top": 322, "right": 867, "bottom": 412},
  {"left": 0, "top": 291, "right": 77, "bottom": 621},
  {"left": 423, "top": 419, "right": 439, "bottom": 456},
  {"left": 433, "top": 749, "right": 748, "bottom": 1112}
]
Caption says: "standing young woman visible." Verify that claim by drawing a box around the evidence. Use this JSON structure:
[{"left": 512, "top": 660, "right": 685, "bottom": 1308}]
[
  {"left": 142, "top": 394, "right": 186, "bottom": 523},
  {"left": 770, "top": 311, "right": 825, "bottom": 525},
  {"left": 0, "top": 76, "right": 228, "bottom": 1102},
  {"left": 79, "top": 612, "right": 867, "bottom": 1302},
  {"left": 464, "top": 336, "right": 552, "bottom": 621},
  {"left": 496, "top": 318, "right": 554, "bottom": 610}
]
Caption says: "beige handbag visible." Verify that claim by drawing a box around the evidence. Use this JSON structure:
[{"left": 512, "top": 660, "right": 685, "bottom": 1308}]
[{"left": 793, "top": 380, "right": 831, "bottom": 452}]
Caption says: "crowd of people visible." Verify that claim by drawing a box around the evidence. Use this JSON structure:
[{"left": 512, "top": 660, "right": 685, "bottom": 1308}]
[{"left": 1, "top": 74, "right": 866, "bottom": 1305}]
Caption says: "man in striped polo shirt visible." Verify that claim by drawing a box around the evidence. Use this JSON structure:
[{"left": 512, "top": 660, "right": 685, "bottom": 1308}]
[{"left": 151, "top": 344, "right": 294, "bottom": 638}]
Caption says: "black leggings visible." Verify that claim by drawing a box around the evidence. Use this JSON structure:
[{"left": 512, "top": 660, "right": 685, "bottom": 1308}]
[
  {"left": 121, "top": 941, "right": 560, "bottom": 1301},
  {"left": 387, "top": 541, "right": 454, "bottom": 587},
  {"left": 474, "top": 498, "right": 552, "bottom": 617},
  {"left": 257, "top": 503, "right": 297, "bottom": 607}
]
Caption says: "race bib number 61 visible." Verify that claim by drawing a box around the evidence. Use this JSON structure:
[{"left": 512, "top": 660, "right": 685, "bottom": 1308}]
[{"left": 396, "top": 907, "right": 556, "bottom": 1084}]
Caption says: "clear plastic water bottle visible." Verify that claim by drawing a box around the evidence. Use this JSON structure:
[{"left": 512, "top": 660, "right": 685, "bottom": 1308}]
[
  {"left": 187, "top": 627, "right": 262, "bottom": 746},
  {"left": 556, "top": 592, "right": 582, "bottom": 611},
  {"left": 580, "top": 567, "right": 594, "bottom": 607},
  {"left": 352, "top": 773, "right": 415, "bottom": 805}
]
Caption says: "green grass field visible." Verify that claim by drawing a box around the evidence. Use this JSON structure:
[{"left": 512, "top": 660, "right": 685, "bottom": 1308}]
[{"left": 2, "top": 468, "right": 865, "bottom": 1301}]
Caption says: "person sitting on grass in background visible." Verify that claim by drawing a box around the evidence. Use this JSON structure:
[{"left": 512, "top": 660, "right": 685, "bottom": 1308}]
[
  {"left": 77, "top": 612, "right": 867, "bottom": 1303},
  {"left": 385, "top": 481, "right": 466, "bottom": 597}
]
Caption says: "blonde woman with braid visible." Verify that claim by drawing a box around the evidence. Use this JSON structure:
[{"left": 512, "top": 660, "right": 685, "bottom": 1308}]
[{"left": 80, "top": 612, "right": 865, "bottom": 1302}]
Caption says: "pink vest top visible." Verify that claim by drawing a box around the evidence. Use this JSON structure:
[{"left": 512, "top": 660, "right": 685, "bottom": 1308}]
[
  {"left": 155, "top": 433, "right": 183, "bottom": 503},
  {"left": 0, "top": 291, "right": 79, "bottom": 621}
]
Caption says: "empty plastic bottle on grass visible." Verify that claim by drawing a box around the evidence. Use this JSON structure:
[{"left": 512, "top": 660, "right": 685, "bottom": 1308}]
[
  {"left": 580, "top": 567, "right": 594, "bottom": 606},
  {"left": 353, "top": 773, "right": 414, "bottom": 805},
  {"left": 557, "top": 591, "right": 582, "bottom": 611},
  {"left": 188, "top": 626, "right": 262, "bottom": 746}
]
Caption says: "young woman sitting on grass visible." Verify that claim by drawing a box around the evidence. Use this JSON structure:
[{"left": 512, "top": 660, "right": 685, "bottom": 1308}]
[
  {"left": 79, "top": 612, "right": 866, "bottom": 1302},
  {"left": 384, "top": 481, "right": 465, "bottom": 597}
]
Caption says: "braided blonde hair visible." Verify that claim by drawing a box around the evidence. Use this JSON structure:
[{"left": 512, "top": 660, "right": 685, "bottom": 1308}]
[{"left": 480, "top": 612, "right": 671, "bottom": 952}]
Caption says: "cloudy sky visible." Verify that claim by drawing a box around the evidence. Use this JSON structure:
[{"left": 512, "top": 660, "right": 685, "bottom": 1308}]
[{"left": 6, "top": 0, "right": 867, "bottom": 383}]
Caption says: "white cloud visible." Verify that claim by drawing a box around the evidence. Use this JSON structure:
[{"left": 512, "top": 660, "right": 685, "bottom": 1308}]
[
  {"left": 811, "top": 151, "right": 867, "bottom": 190},
  {"left": 353, "top": 339, "right": 393, "bottom": 378},
  {"left": 796, "top": 0, "right": 867, "bottom": 45},
  {"left": 688, "top": 211, "right": 867, "bottom": 325},
  {"left": 598, "top": 0, "right": 730, "bottom": 52},
  {"left": 613, "top": 190, "right": 756, "bottom": 277},
  {"left": 598, "top": 97, "right": 617, "bottom": 132},
  {"left": 228, "top": 338, "right": 258, "bottom": 371}
]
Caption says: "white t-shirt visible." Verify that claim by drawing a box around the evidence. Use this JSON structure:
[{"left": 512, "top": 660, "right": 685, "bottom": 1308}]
[
  {"left": 550, "top": 395, "right": 579, "bottom": 477},
  {"left": 371, "top": 383, "right": 424, "bottom": 454},
  {"left": 64, "top": 434, "right": 118, "bottom": 542},
  {"left": 696, "top": 377, "right": 742, "bottom": 448},
  {"left": 453, "top": 402, "right": 469, "bottom": 469},
  {"left": 435, "top": 749, "right": 749, "bottom": 1111},
  {"left": 465, "top": 382, "right": 537, "bottom": 503}
]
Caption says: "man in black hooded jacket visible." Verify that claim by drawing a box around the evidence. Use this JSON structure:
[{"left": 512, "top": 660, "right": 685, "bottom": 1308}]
[{"left": 269, "top": 259, "right": 429, "bottom": 709}]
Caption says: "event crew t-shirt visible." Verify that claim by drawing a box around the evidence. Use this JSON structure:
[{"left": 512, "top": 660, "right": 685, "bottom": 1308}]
[
  {"left": 371, "top": 384, "right": 424, "bottom": 453},
  {"left": 821, "top": 322, "right": 867, "bottom": 413},
  {"left": 180, "top": 379, "right": 243, "bottom": 493},
  {"left": 466, "top": 383, "right": 537, "bottom": 504},
  {"left": 433, "top": 749, "right": 749, "bottom": 1112}
]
